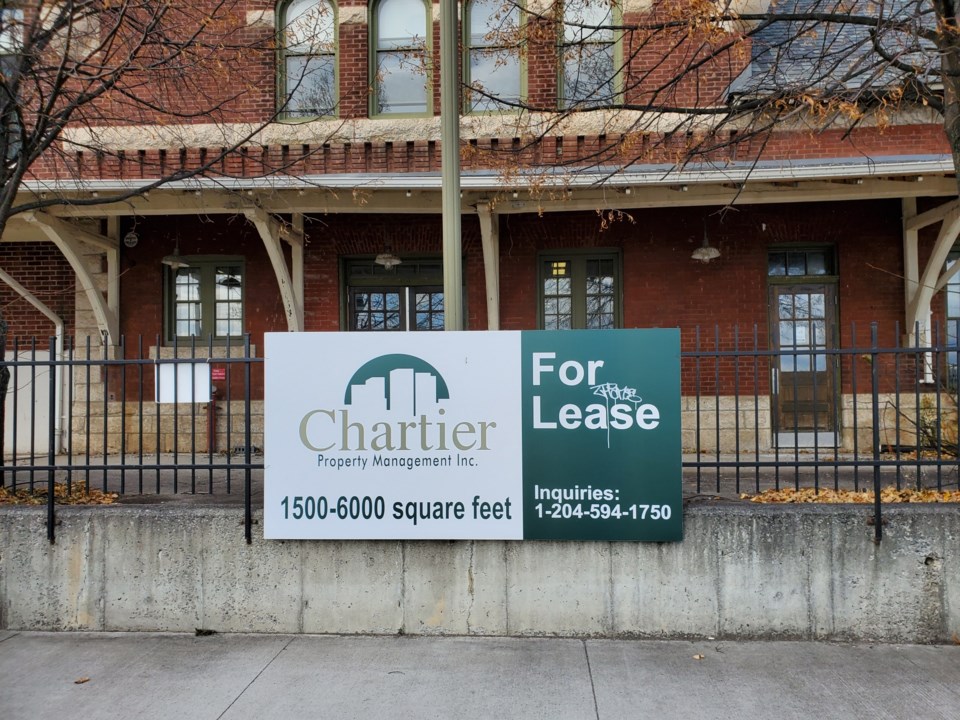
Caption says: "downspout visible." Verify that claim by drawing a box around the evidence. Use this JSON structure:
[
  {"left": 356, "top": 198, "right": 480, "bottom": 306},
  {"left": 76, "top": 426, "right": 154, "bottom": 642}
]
[{"left": 0, "top": 268, "right": 65, "bottom": 453}]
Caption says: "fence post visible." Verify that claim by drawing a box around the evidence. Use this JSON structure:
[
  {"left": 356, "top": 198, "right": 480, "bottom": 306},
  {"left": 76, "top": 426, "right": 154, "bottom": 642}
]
[
  {"left": 47, "top": 336, "right": 57, "bottom": 544},
  {"left": 244, "top": 333, "right": 252, "bottom": 544},
  {"left": 871, "top": 323, "right": 882, "bottom": 543}
]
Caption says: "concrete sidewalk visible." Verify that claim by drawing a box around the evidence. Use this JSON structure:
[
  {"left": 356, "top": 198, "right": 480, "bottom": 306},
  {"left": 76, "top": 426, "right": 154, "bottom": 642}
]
[{"left": 1, "top": 632, "right": 958, "bottom": 720}]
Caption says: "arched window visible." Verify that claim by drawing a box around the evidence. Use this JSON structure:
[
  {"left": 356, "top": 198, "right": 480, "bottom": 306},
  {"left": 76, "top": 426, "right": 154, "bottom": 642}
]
[
  {"left": 280, "top": 0, "right": 337, "bottom": 117},
  {"left": 372, "top": 0, "right": 429, "bottom": 115},
  {"left": 465, "top": 0, "right": 522, "bottom": 113},
  {"left": 559, "top": 0, "right": 617, "bottom": 108}
]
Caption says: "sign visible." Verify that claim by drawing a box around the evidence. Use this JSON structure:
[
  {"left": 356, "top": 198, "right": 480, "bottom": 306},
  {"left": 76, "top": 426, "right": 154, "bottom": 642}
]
[
  {"left": 211, "top": 366, "right": 227, "bottom": 382},
  {"left": 155, "top": 362, "right": 211, "bottom": 404},
  {"left": 264, "top": 330, "right": 681, "bottom": 541}
]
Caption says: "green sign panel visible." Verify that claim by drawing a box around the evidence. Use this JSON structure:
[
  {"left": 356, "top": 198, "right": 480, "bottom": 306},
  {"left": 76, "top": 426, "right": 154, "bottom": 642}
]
[{"left": 521, "top": 329, "right": 682, "bottom": 541}]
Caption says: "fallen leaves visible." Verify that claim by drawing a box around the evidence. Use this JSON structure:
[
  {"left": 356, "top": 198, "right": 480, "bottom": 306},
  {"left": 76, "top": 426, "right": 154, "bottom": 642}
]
[
  {"left": 0, "top": 482, "right": 118, "bottom": 506},
  {"left": 741, "top": 487, "right": 960, "bottom": 504},
  {"left": 74, "top": 678, "right": 90, "bottom": 685}
]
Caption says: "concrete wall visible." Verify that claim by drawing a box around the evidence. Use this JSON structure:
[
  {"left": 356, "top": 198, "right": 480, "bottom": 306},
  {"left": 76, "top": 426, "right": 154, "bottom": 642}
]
[{"left": 1, "top": 504, "right": 958, "bottom": 642}]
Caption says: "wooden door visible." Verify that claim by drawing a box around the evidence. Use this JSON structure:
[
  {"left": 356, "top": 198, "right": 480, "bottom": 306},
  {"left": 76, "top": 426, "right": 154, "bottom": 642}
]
[{"left": 770, "top": 284, "right": 838, "bottom": 445}]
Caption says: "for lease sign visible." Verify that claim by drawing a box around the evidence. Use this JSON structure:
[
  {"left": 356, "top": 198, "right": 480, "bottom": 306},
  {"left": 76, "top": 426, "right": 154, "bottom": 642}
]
[{"left": 264, "top": 329, "right": 681, "bottom": 541}]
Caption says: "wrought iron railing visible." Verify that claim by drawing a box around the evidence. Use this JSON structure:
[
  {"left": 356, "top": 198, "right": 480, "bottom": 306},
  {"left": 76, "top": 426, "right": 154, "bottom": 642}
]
[{"left": 1, "top": 324, "right": 957, "bottom": 544}]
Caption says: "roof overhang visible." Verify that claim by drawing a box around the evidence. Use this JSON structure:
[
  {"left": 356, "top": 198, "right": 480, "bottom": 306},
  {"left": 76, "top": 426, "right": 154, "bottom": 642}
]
[{"left": 4, "top": 154, "right": 956, "bottom": 241}]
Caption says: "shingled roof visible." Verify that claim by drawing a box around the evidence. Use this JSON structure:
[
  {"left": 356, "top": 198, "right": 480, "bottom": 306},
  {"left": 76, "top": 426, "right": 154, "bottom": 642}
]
[{"left": 728, "top": 0, "right": 934, "bottom": 97}]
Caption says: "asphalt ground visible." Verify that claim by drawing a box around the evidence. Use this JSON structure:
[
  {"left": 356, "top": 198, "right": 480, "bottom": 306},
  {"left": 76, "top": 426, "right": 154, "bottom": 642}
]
[{"left": 1, "top": 632, "right": 958, "bottom": 720}]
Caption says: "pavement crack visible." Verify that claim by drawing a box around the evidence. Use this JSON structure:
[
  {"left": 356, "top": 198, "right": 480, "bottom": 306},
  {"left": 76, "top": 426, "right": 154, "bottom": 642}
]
[
  {"left": 216, "top": 637, "right": 295, "bottom": 719},
  {"left": 583, "top": 640, "right": 600, "bottom": 720},
  {"left": 0, "top": 632, "right": 20, "bottom": 644}
]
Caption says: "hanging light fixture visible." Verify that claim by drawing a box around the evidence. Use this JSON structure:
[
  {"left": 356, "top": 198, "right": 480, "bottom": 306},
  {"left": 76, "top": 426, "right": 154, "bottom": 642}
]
[
  {"left": 161, "top": 239, "right": 190, "bottom": 270},
  {"left": 691, "top": 218, "right": 720, "bottom": 263},
  {"left": 374, "top": 244, "right": 402, "bottom": 270}
]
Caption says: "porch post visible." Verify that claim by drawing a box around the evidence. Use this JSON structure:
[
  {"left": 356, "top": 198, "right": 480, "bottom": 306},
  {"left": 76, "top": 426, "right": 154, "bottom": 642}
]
[
  {"left": 902, "top": 197, "right": 922, "bottom": 347},
  {"left": 244, "top": 207, "right": 304, "bottom": 332},
  {"left": 476, "top": 202, "right": 500, "bottom": 330},
  {"left": 904, "top": 202, "right": 960, "bottom": 364}
]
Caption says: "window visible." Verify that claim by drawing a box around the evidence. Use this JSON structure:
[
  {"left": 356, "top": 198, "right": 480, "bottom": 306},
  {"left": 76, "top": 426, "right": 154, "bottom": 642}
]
[
  {"left": 540, "top": 253, "right": 619, "bottom": 329},
  {"left": 0, "top": 8, "right": 20, "bottom": 77},
  {"left": 280, "top": 0, "right": 337, "bottom": 117},
  {"left": 165, "top": 259, "right": 244, "bottom": 341},
  {"left": 344, "top": 258, "right": 446, "bottom": 331},
  {"left": 767, "top": 249, "right": 834, "bottom": 277},
  {"left": 1, "top": 8, "right": 23, "bottom": 164},
  {"left": 559, "top": 0, "right": 618, "bottom": 109},
  {"left": 372, "top": 0, "right": 429, "bottom": 115},
  {"left": 465, "top": 0, "right": 522, "bottom": 113}
]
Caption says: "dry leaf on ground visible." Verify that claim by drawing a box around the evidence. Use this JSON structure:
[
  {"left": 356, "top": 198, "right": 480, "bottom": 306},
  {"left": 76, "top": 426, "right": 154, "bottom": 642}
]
[
  {"left": 741, "top": 487, "right": 960, "bottom": 504},
  {"left": 0, "top": 483, "right": 118, "bottom": 506}
]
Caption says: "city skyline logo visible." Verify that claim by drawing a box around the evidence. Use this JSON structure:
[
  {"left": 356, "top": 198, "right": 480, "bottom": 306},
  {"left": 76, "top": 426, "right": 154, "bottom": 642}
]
[{"left": 344, "top": 354, "right": 450, "bottom": 416}]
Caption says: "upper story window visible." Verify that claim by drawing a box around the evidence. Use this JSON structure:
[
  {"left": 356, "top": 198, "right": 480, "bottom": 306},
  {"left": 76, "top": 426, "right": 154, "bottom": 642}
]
[
  {"left": 166, "top": 258, "right": 244, "bottom": 342},
  {"left": 540, "top": 252, "right": 620, "bottom": 329},
  {"left": 0, "top": 7, "right": 21, "bottom": 74},
  {"left": 0, "top": 8, "right": 23, "bottom": 164},
  {"left": 280, "top": 0, "right": 337, "bottom": 117},
  {"left": 559, "top": 0, "right": 617, "bottom": 109},
  {"left": 465, "top": 0, "right": 522, "bottom": 113},
  {"left": 372, "top": 0, "right": 430, "bottom": 115}
]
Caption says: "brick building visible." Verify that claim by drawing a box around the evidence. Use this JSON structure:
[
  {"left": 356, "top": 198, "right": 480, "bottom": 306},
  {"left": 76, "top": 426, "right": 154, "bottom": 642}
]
[{"left": 2, "top": 0, "right": 959, "bottom": 454}]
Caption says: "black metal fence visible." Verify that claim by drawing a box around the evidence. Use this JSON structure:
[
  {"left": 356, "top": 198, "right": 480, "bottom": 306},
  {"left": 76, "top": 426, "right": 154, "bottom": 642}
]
[
  {"left": 1, "top": 325, "right": 957, "bottom": 544},
  {"left": 0, "top": 334, "right": 262, "bottom": 543}
]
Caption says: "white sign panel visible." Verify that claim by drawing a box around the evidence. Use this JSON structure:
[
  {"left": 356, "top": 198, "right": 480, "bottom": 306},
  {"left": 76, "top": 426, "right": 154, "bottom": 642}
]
[
  {"left": 264, "top": 332, "right": 523, "bottom": 539},
  {"left": 155, "top": 362, "right": 211, "bottom": 404}
]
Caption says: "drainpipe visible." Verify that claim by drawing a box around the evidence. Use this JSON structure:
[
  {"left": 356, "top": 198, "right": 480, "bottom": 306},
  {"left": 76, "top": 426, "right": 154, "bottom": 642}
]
[{"left": 0, "top": 268, "right": 65, "bottom": 454}]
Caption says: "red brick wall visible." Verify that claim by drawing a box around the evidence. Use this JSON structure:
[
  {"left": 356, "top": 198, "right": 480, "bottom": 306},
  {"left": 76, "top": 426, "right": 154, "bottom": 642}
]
[
  {"left": 302, "top": 212, "right": 486, "bottom": 329},
  {"left": 0, "top": 244, "right": 75, "bottom": 343},
  {"left": 119, "top": 215, "right": 287, "bottom": 398},
  {"left": 105, "top": 198, "right": 947, "bottom": 398},
  {"left": 498, "top": 199, "right": 910, "bottom": 394},
  {"left": 21, "top": 0, "right": 951, "bottom": 184}
]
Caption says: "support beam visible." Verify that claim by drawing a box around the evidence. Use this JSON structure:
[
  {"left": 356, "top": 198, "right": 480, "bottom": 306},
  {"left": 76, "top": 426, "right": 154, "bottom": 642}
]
[
  {"left": 244, "top": 207, "right": 304, "bottom": 332},
  {"left": 21, "top": 211, "right": 118, "bottom": 251},
  {"left": 106, "top": 217, "right": 120, "bottom": 319},
  {"left": 904, "top": 198, "right": 960, "bottom": 232},
  {"left": 0, "top": 267, "right": 66, "bottom": 452},
  {"left": 476, "top": 202, "right": 500, "bottom": 330},
  {"left": 291, "top": 213, "right": 305, "bottom": 328},
  {"left": 905, "top": 203, "right": 960, "bottom": 346},
  {"left": 23, "top": 212, "right": 119, "bottom": 344},
  {"left": 902, "top": 198, "right": 923, "bottom": 345}
]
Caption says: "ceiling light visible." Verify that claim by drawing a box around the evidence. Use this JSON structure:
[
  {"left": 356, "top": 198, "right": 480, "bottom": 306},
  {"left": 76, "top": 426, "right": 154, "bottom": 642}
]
[
  {"left": 692, "top": 218, "right": 720, "bottom": 263},
  {"left": 375, "top": 251, "right": 402, "bottom": 269},
  {"left": 161, "top": 241, "right": 190, "bottom": 270}
]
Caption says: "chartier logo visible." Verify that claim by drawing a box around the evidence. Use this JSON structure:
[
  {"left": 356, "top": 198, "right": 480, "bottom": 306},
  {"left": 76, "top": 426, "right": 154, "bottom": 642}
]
[
  {"left": 299, "top": 354, "right": 496, "bottom": 455},
  {"left": 344, "top": 354, "right": 449, "bottom": 415},
  {"left": 531, "top": 352, "right": 661, "bottom": 448}
]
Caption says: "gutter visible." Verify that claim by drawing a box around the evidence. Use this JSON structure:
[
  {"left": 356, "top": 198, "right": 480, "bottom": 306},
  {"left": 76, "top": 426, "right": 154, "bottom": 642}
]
[{"left": 16, "top": 155, "right": 956, "bottom": 194}]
